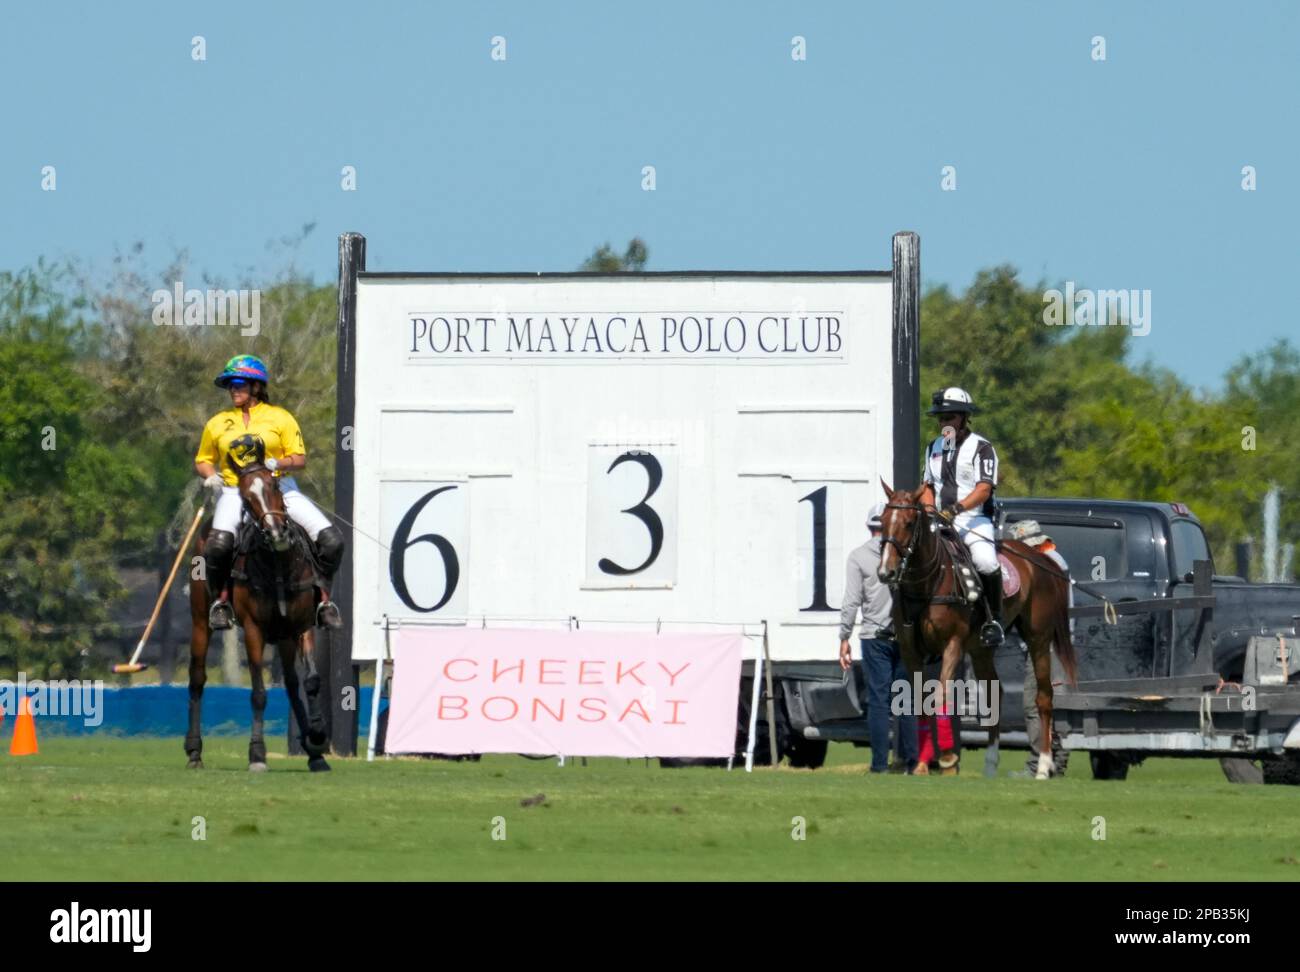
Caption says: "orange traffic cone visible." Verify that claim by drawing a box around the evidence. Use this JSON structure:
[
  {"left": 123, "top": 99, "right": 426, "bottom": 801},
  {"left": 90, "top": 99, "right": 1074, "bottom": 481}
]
[{"left": 10, "top": 696, "right": 37, "bottom": 756}]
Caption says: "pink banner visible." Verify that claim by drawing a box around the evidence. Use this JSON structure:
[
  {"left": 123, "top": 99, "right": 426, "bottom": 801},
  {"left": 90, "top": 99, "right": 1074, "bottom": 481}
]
[{"left": 386, "top": 628, "right": 744, "bottom": 758}]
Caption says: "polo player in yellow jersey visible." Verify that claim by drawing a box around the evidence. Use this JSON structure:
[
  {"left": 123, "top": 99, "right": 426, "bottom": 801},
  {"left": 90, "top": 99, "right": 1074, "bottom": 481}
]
[{"left": 194, "top": 354, "right": 345, "bottom": 631}]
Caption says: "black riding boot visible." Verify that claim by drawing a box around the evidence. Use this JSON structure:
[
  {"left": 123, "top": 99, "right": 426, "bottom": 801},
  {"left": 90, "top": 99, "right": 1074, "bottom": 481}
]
[
  {"left": 979, "top": 569, "right": 1005, "bottom": 648},
  {"left": 314, "top": 526, "right": 346, "bottom": 629},
  {"left": 205, "top": 530, "right": 236, "bottom": 630}
]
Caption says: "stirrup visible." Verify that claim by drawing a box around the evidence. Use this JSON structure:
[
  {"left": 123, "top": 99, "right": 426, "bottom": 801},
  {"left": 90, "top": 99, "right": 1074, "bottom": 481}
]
[
  {"left": 316, "top": 601, "right": 343, "bottom": 629},
  {"left": 209, "top": 599, "right": 234, "bottom": 631},
  {"left": 979, "top": 619, "right": 1004, "bottom": 648}
]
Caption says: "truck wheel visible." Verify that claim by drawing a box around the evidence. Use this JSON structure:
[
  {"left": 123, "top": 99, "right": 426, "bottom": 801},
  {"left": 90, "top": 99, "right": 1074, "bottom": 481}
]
[
  {"left": 1090, "top": 752, "right": 1130, "bottom": 780},
  {"left": 785, "top": 737, "right": 829, "bottom": 770},
  {"left": 1219, "top": 756, "right": 1264, "bottom": 784},
  {"left": 1262, "top": 753, "right": 1300, "bottom": 785}
]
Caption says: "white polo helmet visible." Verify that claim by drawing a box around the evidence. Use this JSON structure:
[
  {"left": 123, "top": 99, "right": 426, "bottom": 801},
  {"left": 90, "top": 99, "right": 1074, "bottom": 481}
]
[{"left": 926, "top": 387, "right": 977, "bottom": 415}]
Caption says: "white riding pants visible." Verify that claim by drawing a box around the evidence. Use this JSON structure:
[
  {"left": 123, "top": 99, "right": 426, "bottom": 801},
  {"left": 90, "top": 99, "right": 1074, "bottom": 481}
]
[
  {"left": 210, "top": 477, "right": 332, "bottom": 541},
  {"left": 953, "top": 511, "right": 999, "bottom": 574}
]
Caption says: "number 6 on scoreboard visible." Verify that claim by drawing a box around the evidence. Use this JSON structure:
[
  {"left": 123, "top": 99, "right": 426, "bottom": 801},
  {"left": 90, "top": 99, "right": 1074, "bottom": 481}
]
[{"left": 380, "top": 480, "right": 469, "bottom": 617}]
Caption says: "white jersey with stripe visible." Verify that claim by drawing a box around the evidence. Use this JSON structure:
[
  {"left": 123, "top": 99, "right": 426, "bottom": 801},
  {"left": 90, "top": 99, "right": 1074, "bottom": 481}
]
[{"left": 923, "top": 430, "right": 998, "bottom": 513}]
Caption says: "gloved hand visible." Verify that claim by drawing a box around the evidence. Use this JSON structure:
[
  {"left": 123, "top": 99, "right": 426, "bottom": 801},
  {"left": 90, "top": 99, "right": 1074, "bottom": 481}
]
[
  {"left": 203, "top": 473, "right": 224, "bottom": 490},
  {"left": 937, "top": 505, "right": 960, "bottom": 525},
  {"left": 265, "top": 457, "right": 279, "bottom": 472}
]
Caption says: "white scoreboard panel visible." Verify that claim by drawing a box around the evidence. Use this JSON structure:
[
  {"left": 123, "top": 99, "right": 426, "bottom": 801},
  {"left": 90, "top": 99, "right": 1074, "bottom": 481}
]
[{"left": 350, "top": 272, "right": 897, "bottom": 662}]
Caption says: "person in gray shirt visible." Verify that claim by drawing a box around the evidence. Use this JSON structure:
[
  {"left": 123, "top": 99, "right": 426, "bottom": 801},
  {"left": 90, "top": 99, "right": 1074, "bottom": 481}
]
[{"left": 839, "top": 502, "right": 919, "bottom": 774}]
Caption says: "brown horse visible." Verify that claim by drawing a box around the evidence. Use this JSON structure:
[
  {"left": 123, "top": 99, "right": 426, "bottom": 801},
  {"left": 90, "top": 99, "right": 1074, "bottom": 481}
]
[
  {"left": 186, "top": 446, "right": 332, "bottom": 772},
  {"left": 877, "top": 481, "right": 1077, "bottom": 778}
]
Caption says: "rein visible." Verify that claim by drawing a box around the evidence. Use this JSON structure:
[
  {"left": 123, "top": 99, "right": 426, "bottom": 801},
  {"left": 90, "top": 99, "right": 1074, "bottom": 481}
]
[
  {"left": 882, "top": 501, "right": 957, "bottom": 600},
  {"left": 232, "top": 469, "right": 314, "bottom": 616}
]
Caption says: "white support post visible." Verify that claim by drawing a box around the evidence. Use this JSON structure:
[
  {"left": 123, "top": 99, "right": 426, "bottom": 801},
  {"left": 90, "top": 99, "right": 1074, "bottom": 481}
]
[
  {"left": 744, "top": 644, "right": 764, "bottom": 773},
  {"left": 366, "top": 657, "right": 384, "bottom": 762},
  {"left": 762, "top": 620, "right": 777, "bottom": 767},
  {"left": 368, "top": 616, "right": 391, "bottom": 763}
]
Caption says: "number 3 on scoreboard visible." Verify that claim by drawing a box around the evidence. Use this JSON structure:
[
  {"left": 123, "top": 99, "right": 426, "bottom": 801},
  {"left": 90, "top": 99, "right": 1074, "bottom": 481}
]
[
  {"left": 380, "top": 480, "right": 469, "bottom": 616},
  {"left": 584, "top": 445, "right": 679, "bottom": 588}
]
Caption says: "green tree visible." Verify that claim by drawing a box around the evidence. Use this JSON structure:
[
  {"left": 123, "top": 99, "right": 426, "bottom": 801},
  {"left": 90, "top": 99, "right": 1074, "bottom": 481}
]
[
  {"left": 919, "top": 266, "right": 1266, "bottom": 572},
  {"left": 87, "top": 276, "right": 338, "bottom": 511},
  {"left": 920, "top": 266, "right": 1128, "bottom": 496},
  {"left": 579, "top": 238, "right": 648, "bottom": 272},
  {"left": 1220, "top": 339, "right": 1300, "bottom": 576},
  {"left": 0, "top": 268, "right": 152, "bottom": 676},
  {"left": 0, "top": 247, "right": 341, "bottom": 676}
]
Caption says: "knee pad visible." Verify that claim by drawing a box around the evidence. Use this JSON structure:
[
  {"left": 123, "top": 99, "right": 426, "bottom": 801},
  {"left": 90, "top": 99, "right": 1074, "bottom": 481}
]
[
  {"left": 316, "top": 526, "right": 345, "bottom": 573},
  {"left": 206, "top": 530, "right": 235, "bottom": 567}
]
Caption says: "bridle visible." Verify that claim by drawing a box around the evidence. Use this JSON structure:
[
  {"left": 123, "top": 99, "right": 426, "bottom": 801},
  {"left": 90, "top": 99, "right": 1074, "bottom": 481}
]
[
  {"left": 232, "top": 464, "right": 302, "bottom": 614},
  {"left": 235, "top": 465, "right": 290, "bottom": 549},
  {"left": 880, "top": 501, "right": 923, "bottom": 576},
  {"left": 880, "top": 500, "right": 947, "bottom": 590}
]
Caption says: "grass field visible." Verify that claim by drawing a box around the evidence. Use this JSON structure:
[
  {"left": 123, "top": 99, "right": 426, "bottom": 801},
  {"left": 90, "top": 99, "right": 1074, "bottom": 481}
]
[{"left": 3, "top": 737, "right": 1298, "bottom": 881}]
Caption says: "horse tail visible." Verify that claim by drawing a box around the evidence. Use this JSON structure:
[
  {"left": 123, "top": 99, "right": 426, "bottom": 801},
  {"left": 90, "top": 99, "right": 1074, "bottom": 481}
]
[{"left": 1051, "top": 570, "right": 1079, "bottom": 687}]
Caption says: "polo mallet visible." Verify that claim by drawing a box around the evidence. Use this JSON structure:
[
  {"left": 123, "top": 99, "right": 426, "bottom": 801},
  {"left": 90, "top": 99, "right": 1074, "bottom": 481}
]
[{"left": 113, "top": 506, "right": 206, "bottom": 675}]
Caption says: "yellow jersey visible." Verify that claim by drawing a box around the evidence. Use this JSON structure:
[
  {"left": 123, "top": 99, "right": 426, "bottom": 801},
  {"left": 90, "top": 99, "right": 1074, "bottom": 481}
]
[{"left": 195, "top": 401, "right": 306, "bottom": 486}]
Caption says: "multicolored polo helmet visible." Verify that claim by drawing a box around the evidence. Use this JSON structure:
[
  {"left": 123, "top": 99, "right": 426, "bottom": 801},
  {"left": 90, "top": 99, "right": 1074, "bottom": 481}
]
[{"left": 214, "top": 354, "right": 270, "bottom": 389}]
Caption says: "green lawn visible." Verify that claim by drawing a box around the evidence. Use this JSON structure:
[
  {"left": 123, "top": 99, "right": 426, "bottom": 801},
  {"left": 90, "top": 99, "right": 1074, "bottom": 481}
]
[{"left": 2, "top": 737, "right": 1297, "bottom": 881}]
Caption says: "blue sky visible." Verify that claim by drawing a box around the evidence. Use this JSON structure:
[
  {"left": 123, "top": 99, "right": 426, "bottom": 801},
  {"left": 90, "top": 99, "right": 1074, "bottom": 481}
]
[{"left": 3, "top": 1, "right": 1295, "bottom": 389}]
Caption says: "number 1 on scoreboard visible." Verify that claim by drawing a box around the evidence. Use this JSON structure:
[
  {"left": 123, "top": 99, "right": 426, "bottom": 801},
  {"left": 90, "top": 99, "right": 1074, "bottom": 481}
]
[{"left": 795, "top": 480, "right": 845, "bottom": 615}]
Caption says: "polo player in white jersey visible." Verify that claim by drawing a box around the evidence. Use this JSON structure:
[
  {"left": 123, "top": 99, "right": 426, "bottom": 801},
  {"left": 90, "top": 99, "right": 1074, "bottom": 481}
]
[{"left": 916, "top": 387, "right": 1005, "bottom": 648}]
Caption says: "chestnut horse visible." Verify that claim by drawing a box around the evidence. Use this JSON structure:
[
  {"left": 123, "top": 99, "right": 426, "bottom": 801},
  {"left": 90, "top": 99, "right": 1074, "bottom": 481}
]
[
  {"left": 186, "top": 445, "right": 332, "bottom": 772},
  {"left": 877, "top": 481, "right": 1077, "bottom": 778}
]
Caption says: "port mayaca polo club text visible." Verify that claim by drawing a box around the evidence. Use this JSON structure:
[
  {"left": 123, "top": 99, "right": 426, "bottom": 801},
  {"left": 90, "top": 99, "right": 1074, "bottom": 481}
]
[{"left": 406, "top": 312, "right": 847, "bottom": 359}]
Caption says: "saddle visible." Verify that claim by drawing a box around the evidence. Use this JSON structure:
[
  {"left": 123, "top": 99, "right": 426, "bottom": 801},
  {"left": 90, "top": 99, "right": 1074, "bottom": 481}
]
[
  {"left": 934, "top": 523, "right": 985, "bottom": 606},
  {"left": 230, "top": 517, "right": 323, "bottom": 597}
]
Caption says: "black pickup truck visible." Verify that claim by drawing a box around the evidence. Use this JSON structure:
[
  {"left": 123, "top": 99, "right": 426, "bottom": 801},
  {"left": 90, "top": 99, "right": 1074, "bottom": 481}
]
[
  {"left": 994, "top": 498, "right": 1300, "bottom": 782},
  {"left": 777, "top": 496, "right": 1300, "bottom": 781},
  {"left": 998, "top": 498, "right": 1299, "bottom": 683}
]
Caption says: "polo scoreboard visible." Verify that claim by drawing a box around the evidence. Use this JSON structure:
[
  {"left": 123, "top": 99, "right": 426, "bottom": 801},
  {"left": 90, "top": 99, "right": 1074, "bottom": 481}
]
[{"left": 340, "top": 232, "right": 920, "bottom": 664}]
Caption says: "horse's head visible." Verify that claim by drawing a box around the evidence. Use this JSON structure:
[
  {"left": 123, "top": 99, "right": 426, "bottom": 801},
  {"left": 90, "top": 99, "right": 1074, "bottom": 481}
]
[
  {"left": 877, "top": 478, "right": 925, "bottom": 584},
  {"left": 226, "top": 439, "right": 290, "bottom": 552}
]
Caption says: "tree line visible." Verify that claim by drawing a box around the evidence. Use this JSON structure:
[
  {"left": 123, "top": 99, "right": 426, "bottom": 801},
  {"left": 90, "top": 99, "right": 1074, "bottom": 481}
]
[{"left": 0, "top": 241, "right": 1293, "bottom": 677}]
